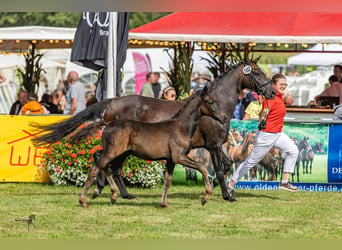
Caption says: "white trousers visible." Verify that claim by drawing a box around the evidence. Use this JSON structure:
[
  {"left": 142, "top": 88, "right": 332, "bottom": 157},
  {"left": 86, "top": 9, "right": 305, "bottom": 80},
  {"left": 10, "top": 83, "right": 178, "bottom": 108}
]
[{"left": 231, "top": 131, "right": 299, "bottom": 183}]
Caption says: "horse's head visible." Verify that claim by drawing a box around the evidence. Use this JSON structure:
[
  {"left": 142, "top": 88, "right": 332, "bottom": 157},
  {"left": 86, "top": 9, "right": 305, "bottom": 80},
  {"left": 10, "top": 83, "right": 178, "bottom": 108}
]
[
  {"left": 298, "top": 136, "right": 310, "bottom": 150},
  {"left": 240, "top": 57, "right": 276, "bottom": 100},
  {"left": 199, "top": 85, "right": 227, "bottom": 124}
]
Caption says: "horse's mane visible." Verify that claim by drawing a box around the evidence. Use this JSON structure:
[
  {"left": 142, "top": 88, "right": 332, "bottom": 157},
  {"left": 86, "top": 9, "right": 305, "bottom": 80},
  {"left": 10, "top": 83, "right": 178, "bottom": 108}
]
[
  {"left": 209, "top": 61, "right": 244, "bottom": 92},
  {"left": 171, "top": 92, "right": 200, "bottom": 119}
]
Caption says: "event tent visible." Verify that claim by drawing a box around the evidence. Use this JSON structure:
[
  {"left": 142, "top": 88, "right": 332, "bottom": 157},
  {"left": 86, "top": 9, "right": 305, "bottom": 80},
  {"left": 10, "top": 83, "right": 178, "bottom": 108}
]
[
  {"left": 0, "top": 26, "right": 75, "bottom": 51},
  {"left": 288, "top": 43, "right": 342, "bottom": 66},
  {"left": 129, "top": 12, "right": 342, "bottom": 44}
]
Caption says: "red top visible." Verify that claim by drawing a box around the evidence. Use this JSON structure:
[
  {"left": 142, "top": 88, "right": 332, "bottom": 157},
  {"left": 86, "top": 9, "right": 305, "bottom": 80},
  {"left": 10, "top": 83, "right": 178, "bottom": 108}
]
[{"left": 262, "top": 91, "right": 286, "bottom": 133}]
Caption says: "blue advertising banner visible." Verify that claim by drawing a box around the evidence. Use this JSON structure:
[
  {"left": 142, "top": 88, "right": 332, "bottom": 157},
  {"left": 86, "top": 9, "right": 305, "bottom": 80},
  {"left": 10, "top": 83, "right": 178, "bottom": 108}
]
[
  {"left": 187, "top": 119, "right": 341, "bottom": 192},
  {"left": 235, "top": 181, "right": 342, "bottom": 192},
  {"left": 327, "top": 123, "right": 342, "bottom": 183}
]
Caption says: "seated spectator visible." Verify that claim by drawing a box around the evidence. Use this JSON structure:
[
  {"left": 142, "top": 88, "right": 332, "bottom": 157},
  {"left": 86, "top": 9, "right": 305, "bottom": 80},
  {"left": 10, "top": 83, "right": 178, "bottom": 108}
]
[
  {"left": 243, "top": 95, "right": 263, "bottom": 120},
  {"left": 161, "top": 86, "right": 177, "bottom": 100},
  {"left": 315, "top": 75, "right": 342, "bottom": 105},
  {"left": 40, "top": 93, "right": 59, "bottom": 114},
  {"left": 232, "top": 89, "right": 257, "bottom": 120},
  {"left": 21, "top": 93, "right": 46, "bottom": 115},
  {"left": 9, "top": 89, "right": 28, "bottom": 115},
  {"left": 333, "top": 64, "right": 342, "bottom": 82}
]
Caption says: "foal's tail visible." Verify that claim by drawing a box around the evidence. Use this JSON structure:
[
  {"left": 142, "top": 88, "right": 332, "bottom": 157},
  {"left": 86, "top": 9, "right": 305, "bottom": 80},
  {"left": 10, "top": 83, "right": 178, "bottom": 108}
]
[
  {"left": 67, "top": 121, "right": 107, "bottom": 144},
  {"left": 31, "top": 99, "right": 112, "bottom": 146}
]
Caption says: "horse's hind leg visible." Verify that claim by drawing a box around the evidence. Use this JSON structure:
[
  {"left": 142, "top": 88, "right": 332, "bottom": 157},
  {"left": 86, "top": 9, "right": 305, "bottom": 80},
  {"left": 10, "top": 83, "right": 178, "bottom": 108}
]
[
  {"left": 176, "top": 156, "right": 212, "bottom": 206},
  {"left": 102, "top": 167, "right": 119, "bottom": 205},
  {"left": 79, "top": 164, "right": 101, "bottom": 208},
  {"left": 160, "top": 161, "right": 175, "bottom": 208}
]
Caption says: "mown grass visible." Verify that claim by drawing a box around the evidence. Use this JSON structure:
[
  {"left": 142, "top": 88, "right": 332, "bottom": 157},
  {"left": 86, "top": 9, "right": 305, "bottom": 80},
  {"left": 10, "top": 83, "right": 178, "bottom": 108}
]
[{"left": 1, "top": 180, "right": 342, "bottom": 240}]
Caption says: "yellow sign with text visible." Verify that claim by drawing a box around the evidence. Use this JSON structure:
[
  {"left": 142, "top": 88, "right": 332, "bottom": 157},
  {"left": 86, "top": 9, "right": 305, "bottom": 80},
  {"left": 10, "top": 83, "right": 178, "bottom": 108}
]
[{"left": 0, "top": 115, "right": 68, "bottom": 183}]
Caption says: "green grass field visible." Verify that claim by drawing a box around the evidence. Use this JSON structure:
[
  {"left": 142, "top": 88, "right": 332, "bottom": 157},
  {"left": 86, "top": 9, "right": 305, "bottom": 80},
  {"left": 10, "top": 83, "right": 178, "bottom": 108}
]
[{"left": 1, "top": 179, "right": 342, "bottom": 239}]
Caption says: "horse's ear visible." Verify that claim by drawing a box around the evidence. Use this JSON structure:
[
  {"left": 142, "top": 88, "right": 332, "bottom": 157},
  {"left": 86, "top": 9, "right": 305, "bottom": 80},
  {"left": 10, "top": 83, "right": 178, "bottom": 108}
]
[{"left": 252, "top": 55, "right": 262, "bottom": 64}]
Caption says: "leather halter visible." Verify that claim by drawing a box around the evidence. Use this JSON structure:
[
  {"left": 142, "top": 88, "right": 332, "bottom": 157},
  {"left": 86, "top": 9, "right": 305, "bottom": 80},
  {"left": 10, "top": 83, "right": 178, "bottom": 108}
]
[{"left": 242, "top": 63, "right": 271, "bottom": 96}]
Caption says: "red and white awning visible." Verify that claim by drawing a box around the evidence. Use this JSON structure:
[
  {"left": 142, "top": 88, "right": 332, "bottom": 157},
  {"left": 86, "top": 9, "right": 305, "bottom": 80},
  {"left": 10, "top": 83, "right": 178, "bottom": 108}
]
[{"left": 129, "top": 12, "right": 342, "bottom": 44}]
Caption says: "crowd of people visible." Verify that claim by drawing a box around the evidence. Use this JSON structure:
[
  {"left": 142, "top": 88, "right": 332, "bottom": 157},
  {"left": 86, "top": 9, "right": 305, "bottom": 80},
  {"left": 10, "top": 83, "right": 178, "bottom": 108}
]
[{"left": 7, "top": 71, "right": 93, "bottom": 116}]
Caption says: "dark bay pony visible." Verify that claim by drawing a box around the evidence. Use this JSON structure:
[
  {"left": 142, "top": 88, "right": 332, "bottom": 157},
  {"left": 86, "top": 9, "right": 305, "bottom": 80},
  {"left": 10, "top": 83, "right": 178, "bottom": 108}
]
[
  {"left": 78, "top": 86, "right": 228, "bottom": 208},
  {"left": 33, "top": 58, "right": 276, "bottom": 202}
]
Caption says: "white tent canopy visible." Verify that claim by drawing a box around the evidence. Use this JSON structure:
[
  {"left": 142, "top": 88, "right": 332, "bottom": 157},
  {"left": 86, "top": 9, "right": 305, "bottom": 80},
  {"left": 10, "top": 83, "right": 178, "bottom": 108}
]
[
  {"left": 0, "top": 26, "right": 76, "bottom": 51},
  {"left": 287, "top": 43, "right": 342, "bottom": 66}
]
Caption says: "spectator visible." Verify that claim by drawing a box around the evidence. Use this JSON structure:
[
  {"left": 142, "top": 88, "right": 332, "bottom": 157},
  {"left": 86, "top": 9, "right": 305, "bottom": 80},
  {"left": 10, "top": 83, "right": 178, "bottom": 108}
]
[
  {"left": 85, "top": 91, "right": 97, "bottom": 107},
  {"left": 243, "top": 95, "right": 263, "bottom": 120},
  {"left": 0, "top": 71, "right": 6, "bottom": 84},
  {"left": 40, "top": 93, "right": 59, "bottom": 114},
  {"left": 161, "top": 86, "right": 177, "bottom": 100},
  {"left": 9, "top": 89, "right": 28, "bottom": 115},
  {"left": 232, "top": 89, "right": 257, "bottom": 120},
  {"left": 139, "top": 72, "right": 154, "bottom": 98},
  {"left": 50, "top": 89, "right": 63, "bottom": 113},
  {"left": 151, "top": 72, "right": 162, "bottom": 98},
  {"left": 63, "top": 71, "right": 86, "bottom": 115},
  {"left": 333, "top": 64, "right": 342, "bottom": 82},
  {"left": 315, "top": 75, "right": 342, "bottom": 105},
  {"left": 21, "top": 93, "right": 46, "bottom": 115}
]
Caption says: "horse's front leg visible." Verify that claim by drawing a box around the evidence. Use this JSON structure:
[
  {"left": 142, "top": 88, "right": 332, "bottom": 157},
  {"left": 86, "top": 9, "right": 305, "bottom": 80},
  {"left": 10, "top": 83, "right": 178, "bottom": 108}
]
[
  {"left": 79, "top": 165, "right": 101, "bottom": 208},
  {"left": 176, "top": 156, "right": 212, "bottom": 206},
  {"left": 102, "top": 167, "right": 119, "bottom": 205},
  {"left": 160, "top": 161, "right": 175, "bottom": 208}
]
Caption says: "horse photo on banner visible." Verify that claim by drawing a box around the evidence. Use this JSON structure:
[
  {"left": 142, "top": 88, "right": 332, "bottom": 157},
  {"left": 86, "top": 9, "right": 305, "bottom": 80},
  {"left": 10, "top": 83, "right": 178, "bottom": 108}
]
[{"left": 223, "top": 120, "right": 342, "bottom": 192}]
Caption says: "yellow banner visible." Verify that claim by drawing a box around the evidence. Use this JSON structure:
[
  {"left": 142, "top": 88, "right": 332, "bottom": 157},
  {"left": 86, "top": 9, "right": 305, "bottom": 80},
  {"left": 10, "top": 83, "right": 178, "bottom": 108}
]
[{"left": 0, "top": 115, "right": 68, "bottom": 183}]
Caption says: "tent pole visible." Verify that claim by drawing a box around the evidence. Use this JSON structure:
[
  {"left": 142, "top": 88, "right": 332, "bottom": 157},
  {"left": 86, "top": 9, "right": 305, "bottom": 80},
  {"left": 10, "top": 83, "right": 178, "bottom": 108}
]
[{"left": 106, "top": 12, "right": 117, "bottom": 99}]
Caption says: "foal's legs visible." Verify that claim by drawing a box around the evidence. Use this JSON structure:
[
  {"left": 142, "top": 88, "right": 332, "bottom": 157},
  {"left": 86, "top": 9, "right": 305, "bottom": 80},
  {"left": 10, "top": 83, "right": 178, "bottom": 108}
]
[
  {"left": 160, "top": 161, "right": 175, "bottom": 208},
  {"left": 92, "top": 151, "right": 136, "bottom": 199},
  {"left": 79, "top": 154, "right": 119, "bottom": 208},
  {"left": 79, "top": 164, "right": 102, "bottom": 208},
  {"left": 102, "top": 167, "right": 119, "bottom": 204},
  {"left": 175, "top": 155, "right": 212, "bottom": 205}
]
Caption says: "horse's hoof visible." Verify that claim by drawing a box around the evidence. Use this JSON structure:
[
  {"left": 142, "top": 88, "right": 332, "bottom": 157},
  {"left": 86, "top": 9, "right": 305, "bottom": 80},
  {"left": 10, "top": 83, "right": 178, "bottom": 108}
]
[
  {"left": 122, "top": 193, "right": 137, "bottom": 200},
  {"left": 111, "top": 198, "right": 117, "bottom": 205},
  {"left": 201, "top": 198, "right": 207, "bottom": 206},
  {"left": 79, "top": 199, "right": 88, "bottom": 208},
  {"left": 160, "top": 203, "right": 169, "bottom": 208},
  {"left": 228, "top": 196, "right": 237, "bottom": 203},
  {"left": 91, "top": 189, "right": 100, "bottom": 199}
]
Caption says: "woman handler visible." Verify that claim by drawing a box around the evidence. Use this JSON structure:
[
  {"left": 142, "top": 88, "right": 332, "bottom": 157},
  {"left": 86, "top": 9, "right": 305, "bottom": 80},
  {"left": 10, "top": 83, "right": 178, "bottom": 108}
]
[{"left": 227, "top": 74, "right": 299, "bottom": 202}]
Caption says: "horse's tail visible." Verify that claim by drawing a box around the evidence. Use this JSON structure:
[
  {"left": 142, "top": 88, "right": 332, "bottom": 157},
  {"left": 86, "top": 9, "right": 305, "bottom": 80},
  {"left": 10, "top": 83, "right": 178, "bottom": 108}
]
[
  {"left": 32, "top": 99, "right": 112, "bottom": 145},
  {"left": 68, "top": 121, "right": 107, "bottom": 144}
]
